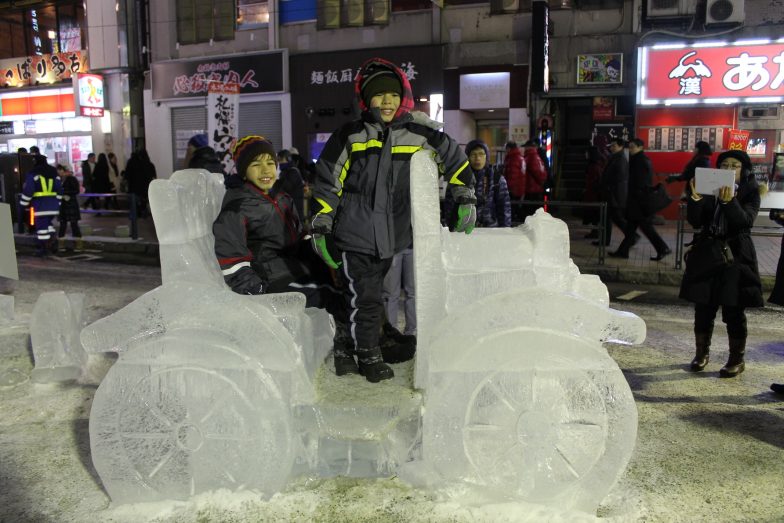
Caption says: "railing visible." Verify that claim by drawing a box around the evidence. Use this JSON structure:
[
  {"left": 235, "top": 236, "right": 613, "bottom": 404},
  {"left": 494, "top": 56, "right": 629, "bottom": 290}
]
[
  {"left": 675, "top": 202, "right": 782, "bottom": 270},
  {"left": 17, "top": 192, "right": 139, "bottom": 239},
  {"left": 511, "top": 200, "right": 608, "bottom": 264}
]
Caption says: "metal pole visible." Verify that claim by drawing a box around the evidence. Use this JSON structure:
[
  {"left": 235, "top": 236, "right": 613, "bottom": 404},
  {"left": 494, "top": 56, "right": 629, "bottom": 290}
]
[
  {"left": 598, "top": 201, "right": 606, "bottom": 265},
  {"left": 129, "top": 193, "right": 138, "bottom": 240}
]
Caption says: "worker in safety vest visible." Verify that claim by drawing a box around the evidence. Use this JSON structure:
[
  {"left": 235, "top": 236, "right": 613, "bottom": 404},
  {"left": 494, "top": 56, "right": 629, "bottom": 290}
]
[{"left": 19, "top": 152, "right": 63, "bottom": 256}]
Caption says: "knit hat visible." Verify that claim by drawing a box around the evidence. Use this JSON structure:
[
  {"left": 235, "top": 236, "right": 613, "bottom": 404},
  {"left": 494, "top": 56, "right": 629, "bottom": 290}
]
[
  {"left": 465, "top": 139, "right": 489, "bottom": 158},
  {"left": 188, "top": 133, "right": 209, "bottom": 149},
  {"left": 360, "top": 69, "right": 402, "bottom": 106},
  {"left": 716, "top": 149, "right": 752, "bottom": 172},
  {"left": 233, "top": 135, "right": 277, "bottom": 179}
]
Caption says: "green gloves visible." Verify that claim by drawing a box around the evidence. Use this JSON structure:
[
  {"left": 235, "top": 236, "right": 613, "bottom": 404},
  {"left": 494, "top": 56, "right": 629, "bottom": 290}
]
[
  {"left": 311, "top": 214, "right": 342, "bottom": 269},
  {"left": 450, "top": 185, "right": 477, "bottom": 234}
]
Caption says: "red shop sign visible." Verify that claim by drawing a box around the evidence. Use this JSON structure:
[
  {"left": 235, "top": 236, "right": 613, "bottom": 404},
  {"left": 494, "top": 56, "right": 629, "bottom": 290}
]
[
  {"left": 727, "top": 129, "right": 750, "bottom": 151},
  {"left": 638, "top": 42, "right": 784, "bottom": 104}
]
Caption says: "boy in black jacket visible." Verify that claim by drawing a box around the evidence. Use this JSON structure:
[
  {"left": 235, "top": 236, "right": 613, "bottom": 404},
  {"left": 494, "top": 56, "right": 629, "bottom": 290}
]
[
  {"left": 213, "top": 135, "right": 345, "bottom": 335},
  {"left": 311, "top": 58, "right": 476, "bottom": 383}
]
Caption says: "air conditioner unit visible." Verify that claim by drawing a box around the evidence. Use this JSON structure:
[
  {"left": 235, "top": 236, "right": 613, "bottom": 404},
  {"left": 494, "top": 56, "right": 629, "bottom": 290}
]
[
  {"left": 646, "top": 0, "right": 698, "bottom": 18},
  {"left": 705, "top": 0, "right": 744, "bottom": 25},
  {"left": 740, "top": 105, "right": 779, "bottom": 119},
  {"left": 345, "top": 0, "right": 365, "bottom": 26},
  {"left": 321, "top": 0, "right": 341, "bottom": 28}
]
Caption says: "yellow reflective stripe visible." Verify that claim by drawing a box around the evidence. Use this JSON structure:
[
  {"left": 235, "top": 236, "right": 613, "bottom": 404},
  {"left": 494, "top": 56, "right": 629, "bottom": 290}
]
[
  {"left": 391, "top": 145, "right": 421, "bottom": 154},
  {"left": 351, "top": 140, "right": 383, "bottom": 152},
  {"left": 337, "top": 158, "right": 350, "bottom": 197},
  {"left": 32, "top": 178, "right": 56, "bottom": 196},
  {"left": 315, "top": 197, "right": 333, "bottom": 214},
  {"left": 448, "top": 160, "right": 470, "bottom": 186}
]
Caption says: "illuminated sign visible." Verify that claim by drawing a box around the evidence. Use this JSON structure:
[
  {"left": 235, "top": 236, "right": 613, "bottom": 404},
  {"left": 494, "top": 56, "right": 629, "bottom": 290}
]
[
  {"left": 74, "top": 73, "right": 105, "bottom": 117},
  {"left": 638, "top": 40, "right": 784, "bottom": 105},
  {"left": 0, "top": 50, "right": 88, "bottom": 88}
]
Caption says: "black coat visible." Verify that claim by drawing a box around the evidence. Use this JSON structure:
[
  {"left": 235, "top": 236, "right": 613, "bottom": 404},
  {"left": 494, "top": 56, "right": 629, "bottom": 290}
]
[
  {"left": 188, "top": 146, "right": 225, "bottom": 175},
  {"left": 768, "top": 213, "right": 784, "bottom": 306},
  {"left": 679, "top": 177, "right": 763, "bottom": 308},
  {"left": 58, "top": 176, "right": 81, "bottom": 222},
  {"left": 601, "top": 150, "right": 628, "bottom": 209},
  {"left": 626, "top": 151, "right": 654, "bottom": 221}
]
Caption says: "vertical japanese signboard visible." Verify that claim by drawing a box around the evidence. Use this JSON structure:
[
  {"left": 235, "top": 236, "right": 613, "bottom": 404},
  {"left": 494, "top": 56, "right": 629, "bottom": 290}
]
[
  {"left": 208, "top": 82, "right": 240, "bottom": 174},
  {"left": 73, "top": 73, "right": 105, "bottom": 117},
  {"left": 530, "top": 0, "right": 550, "bottom": 94}
]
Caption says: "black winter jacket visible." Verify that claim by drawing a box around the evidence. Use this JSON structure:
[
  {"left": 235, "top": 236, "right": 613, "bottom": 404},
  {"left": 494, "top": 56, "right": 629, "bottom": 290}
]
[
  {"left": 313, "top": 59, "right": 471, "bottom": 259},
  {"left": 59, "top": 176, "right": 81, "bottom": 222},
  {"left": 626, "top": 151, "right": 655, "bottom": 221},
  {"left": 213, "top": 183, "right": 308, "bottom": 294},
  {"left": 601, "top": 150, "right": 628, "bottom": 209},
  {"left": 679, "top": 177, "right": 763, "bottom": 308}
]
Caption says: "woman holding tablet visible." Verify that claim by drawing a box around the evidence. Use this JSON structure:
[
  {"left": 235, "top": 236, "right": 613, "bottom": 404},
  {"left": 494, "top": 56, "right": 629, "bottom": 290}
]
[{"left": 679, "top": 150, "right": 765, "bottom": 378}]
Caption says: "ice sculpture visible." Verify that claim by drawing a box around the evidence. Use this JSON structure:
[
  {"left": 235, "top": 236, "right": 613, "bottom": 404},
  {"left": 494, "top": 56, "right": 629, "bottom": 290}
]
[
  {"left": 30, "top": 291, "right": 88, "bottom": 382},
  {"left": 0, "top": 294, "right": 12, "bottom": 324},
  {"left": 83, "top": 160, "right": 645, "bottom": 514}
]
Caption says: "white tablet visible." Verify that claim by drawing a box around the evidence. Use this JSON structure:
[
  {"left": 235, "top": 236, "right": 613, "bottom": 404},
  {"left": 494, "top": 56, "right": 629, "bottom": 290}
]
[{"left": 695, "top": 167, "right": 736, "bottom": 197}]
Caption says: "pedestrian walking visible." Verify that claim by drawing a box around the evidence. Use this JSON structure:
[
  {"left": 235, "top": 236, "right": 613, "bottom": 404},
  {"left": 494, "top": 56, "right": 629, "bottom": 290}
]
[
  {"left": 20, "top": 152, "right": 62, "bottom": 256},
  {"left": 596, "top": 138, "right": 629, "bottom": 246},
  {"left": 609, "top": 138, "right": 671, "bottom": 260},
  {"left": 582, "top": 146, "right": 606, "bottom": 239},
  {"left": 56, "top": 164, "right": 83, "bottom": 252},
  {"left": 125, "top": 149, "right": 157, "bottom": 217}
]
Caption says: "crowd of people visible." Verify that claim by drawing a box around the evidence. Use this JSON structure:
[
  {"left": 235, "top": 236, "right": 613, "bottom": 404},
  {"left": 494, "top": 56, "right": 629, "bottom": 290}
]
[{"left": 16, "top": 57, "right": 783, "bottom": 394}]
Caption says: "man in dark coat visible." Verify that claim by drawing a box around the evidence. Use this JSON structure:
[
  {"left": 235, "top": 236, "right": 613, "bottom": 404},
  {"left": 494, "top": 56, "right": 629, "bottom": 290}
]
[
  {"left": 610, "top": 138, "right": 671, "bottom": 260},
  {"left": 596, "top": 138, "right": 629, "bottom": 246}
]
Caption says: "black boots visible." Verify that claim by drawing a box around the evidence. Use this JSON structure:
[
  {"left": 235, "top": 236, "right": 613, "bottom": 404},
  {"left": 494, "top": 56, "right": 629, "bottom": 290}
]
[
  {"left": 690, "top": 332, "right": 711, "bottom": 372},
  {"left": 333, "top": 323, "right": 358, "bottom": 376},
  {"left": 720, "top": 338, "right": 746, "bottom": 378},
  {"left": 356, "top": 345, "right": 394, "bottom": 383},
  {"left": 380, "top": 322, "right": 416, "bottom": 364}
]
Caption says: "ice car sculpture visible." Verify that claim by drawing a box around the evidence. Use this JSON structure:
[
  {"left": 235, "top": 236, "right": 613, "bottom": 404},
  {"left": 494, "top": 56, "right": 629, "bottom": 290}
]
[{"left": 83, "top": 153, "right": 645, "bottom": 513}]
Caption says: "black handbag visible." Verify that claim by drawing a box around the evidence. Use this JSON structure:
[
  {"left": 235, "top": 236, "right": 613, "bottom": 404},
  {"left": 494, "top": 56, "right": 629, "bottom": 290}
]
[
  {"left": 683, "top": 234, "right": 734, "bottom": 280},
  {"left": 642, "top": 184, "right": 673, "bottom": 215}
]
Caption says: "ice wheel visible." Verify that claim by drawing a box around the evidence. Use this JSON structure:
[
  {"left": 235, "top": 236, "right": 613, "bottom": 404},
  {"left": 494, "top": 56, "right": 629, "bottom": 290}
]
[
  {"left": 91, "top": 356, "right": 292, "bottom": 502},
  {"left": 462, "top": 366, "right": 609, "bottom": 499}
]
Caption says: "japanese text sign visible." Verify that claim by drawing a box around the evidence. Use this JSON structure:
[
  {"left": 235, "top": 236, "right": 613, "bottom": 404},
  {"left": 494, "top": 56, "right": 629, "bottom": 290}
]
[
  {"left": 74, "top": 73, "right": 105, "bottom": 117},
  {"left": 638, "top": 42, "right": 784, "bottom": 105},
  {"left": 0, "top": 50, "right": 88, "bottom": 88},
  {"left": 152, "top": 51, "right": 285, "bottom": 100},
  {"left": 207, "top": 82, "right": 240, "bottom": 175},
  {"left": 727, "top": 129, "right": 750, "bottom": 151}
]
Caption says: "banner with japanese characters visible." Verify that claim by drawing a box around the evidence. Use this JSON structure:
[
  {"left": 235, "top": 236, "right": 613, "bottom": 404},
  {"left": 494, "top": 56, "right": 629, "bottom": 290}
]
[
  {"left": 207, "top": 82, "right": 240, "bottom": 175},
  {"left": 638, "top": 42, "right": 784, "bottom": 104},
  {"left": 152, "top": 50, "right": 286, "bottom": 100},
  {"left": 727, "top": 129, "right": 751, "bottom": 151},
  {"left": 0, "top": 50, "right": 89, "bottom": 88}
]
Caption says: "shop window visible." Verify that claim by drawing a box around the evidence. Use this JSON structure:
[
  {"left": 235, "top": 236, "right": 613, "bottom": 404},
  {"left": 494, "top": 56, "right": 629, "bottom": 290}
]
[
  {"left": 317, "top": 0, "right": 390, "bottom": 29},
  {"left": 0, "top": 12, "right": 27, "bottom": 60},
  {"left": 391, "top": 0, "right": 432, "bottom": 12},
  {"left": 238, "top": 0, "right": 269, "bottom": 28},
  {"left": 177, "top": 0, "right": 236, "bottom": 45},
  {"left": 56, "top": 3, "right": 86, "bottom": 53}
]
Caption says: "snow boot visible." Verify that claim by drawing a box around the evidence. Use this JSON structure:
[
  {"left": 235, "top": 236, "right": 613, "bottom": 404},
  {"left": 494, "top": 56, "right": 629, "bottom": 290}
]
[
  {"left": 770, "top": 383, "right": 784, "bottom": 395},
  {"left": 333, "top": 322, "right": 358, "bottom": 376},
  {"left": 74, "top": 238, "right": 84, "bottom": 252},
  {"left": 380, "top": 322, "right": 416, "bottom": 364},
  {"left": 690, "top": 331, "right": 711, "bottom": 372},
  {"left": 58, "top": 238, "right": 66, "bottom": 252},
  {"left": 720, "top": 338, "right": 746, "bottom": 378},
  {"left": 356, "top": 345, "right": 394, "bottom": 383}
]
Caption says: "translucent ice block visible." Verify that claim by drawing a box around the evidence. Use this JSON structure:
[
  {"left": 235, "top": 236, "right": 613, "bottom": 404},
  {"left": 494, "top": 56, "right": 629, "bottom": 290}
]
[{"left": 30, "top": 291, "right": 88, "bottom": 382}]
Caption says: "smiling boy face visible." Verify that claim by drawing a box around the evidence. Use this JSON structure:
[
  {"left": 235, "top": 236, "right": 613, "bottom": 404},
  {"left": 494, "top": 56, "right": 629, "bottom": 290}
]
[{"left": 245, "top": 153, "right": 278, "bottom": 192}]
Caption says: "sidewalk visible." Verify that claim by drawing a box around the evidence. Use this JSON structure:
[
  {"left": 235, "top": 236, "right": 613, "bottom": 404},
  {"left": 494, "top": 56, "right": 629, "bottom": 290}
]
[{"left": 12, "top": 212, "right": 782, "bottom": 289}]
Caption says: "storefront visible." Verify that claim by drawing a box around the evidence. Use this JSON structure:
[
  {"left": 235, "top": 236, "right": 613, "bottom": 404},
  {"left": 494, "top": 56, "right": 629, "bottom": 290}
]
[
  {"left": 636, "top": 40, "right": 784, "bottom": 215},
  {"left": 0, "top": 50, "right": 97, "bottom": 180},
  {"left": 289, "top": 45, "right": 444, "bottom": 163},
  {"left": 146, "top": 50, "right": 290, "bottom": 178}
]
